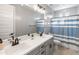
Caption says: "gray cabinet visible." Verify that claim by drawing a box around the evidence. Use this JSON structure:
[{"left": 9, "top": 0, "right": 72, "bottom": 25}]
[
  {"left": 48, "top": 39, "right": 54, "bottom": 55},
  {"left": 46, "top": 39, "right": 53, "bottom": 55},
  {"left": 27, "top": 38, "right": 53, "bottom": 55}
]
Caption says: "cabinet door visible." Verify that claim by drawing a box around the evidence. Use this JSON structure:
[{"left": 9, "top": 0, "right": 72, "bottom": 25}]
[
  {"left": 46, "top": 39, "right": 53, "bottom": 55},
  {"left": 46, "top": 39, "right": 50, "bottom": 55},
  {"left": 49, "top": 40, "right": 53, "bottom": 55},
  {"left": 46, "top": 45, "right": 50, "bottom": 55}
]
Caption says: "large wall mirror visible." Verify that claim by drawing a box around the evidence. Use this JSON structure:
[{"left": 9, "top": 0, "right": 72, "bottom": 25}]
[{"left": 0, "top": 4, "right": 42, "bottom": 39}]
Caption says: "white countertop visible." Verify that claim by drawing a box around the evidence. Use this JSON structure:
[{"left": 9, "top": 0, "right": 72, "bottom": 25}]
[{"left": 0, "top": 33, "right": 53, "bottom": 55}]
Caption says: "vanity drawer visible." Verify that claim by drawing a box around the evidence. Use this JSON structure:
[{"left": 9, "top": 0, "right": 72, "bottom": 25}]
[
  {"left": 27, "top": 46, "right": 40, "bottom": 55},
  {"left": 40, "top": 40, "right": 49, "bottom": 50},
  {"left": 26, "top": 38, "right": 53, "bottom": 55}
]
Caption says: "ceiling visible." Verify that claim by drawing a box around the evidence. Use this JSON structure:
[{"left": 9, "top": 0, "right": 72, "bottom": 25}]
[
  {"left": 48, "top": 4, "right": 78, "bottom": 11},
  {"left": 26, "top": 4, "right": 79, "bottom": 13}
]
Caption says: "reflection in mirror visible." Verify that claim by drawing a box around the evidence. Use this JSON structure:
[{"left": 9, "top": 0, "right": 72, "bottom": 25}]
[{"left": 14, "top": 4, "right": 38, "bottom": 37}]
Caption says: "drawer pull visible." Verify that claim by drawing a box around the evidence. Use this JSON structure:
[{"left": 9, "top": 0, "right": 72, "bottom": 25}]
[{"left": 41, "top": 45, "right": 44, "bottom": 48}]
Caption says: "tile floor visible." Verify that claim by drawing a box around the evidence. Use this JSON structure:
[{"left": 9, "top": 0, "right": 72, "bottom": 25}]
[{"left": 53, "top": 45, "right": 79, "bottom": 55}]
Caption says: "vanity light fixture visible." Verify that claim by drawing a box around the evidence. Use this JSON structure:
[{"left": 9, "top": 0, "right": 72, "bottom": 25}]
[{"left": 33, "top": 4, "right": 46, "bottom": 14}]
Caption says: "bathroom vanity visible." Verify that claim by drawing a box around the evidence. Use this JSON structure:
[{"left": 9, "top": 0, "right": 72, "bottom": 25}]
[{"left": 0, "top": 33, "right": 53, "bottom": 55}]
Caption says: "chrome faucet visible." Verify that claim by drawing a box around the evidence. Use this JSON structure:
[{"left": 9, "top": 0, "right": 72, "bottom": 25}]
[{"left": 9, "top": 33, "right": 19, "bottom": 46}]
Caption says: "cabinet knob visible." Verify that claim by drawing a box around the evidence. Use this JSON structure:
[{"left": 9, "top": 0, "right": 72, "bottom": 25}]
[{"left": 41, "top": 45, "right": 44, "bottom": 48}]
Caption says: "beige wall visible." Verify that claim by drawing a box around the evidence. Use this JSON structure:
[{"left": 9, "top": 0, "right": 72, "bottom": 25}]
[{"left": 0, "top": 4, "right": 14, "bottom": 39}]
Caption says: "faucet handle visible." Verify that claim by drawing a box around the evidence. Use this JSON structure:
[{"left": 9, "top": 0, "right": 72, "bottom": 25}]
[
  {"left": 9, "top": 33, "right": 15, "bottom": 40},
  {"left": 9, "top": 33, "right": 14, "bottom": 36},
  {"left": 9, "top": 33, "right": 15, "bottom": 37}
]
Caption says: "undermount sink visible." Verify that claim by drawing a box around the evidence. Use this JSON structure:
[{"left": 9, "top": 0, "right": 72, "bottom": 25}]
[
  {"left": 3, "top": 36, "right": 39, "bottom": 54},
  {"left": 4, "top": 42, "right": 31, "bottom": 55}
]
